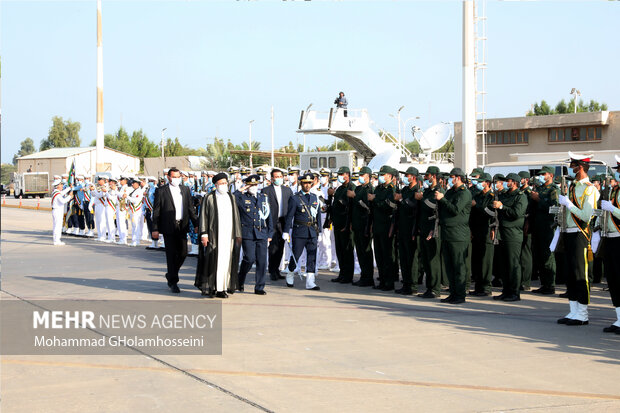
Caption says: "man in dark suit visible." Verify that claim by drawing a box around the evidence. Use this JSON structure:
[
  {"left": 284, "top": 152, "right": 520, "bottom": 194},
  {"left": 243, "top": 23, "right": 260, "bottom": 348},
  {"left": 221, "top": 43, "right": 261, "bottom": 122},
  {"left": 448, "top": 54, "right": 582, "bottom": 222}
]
[
  {"left": 262, "top": 168, "right": 293, "bottom": 281},
  {"left": 152, "top": 167, "right": 198, "bottom": 293}
]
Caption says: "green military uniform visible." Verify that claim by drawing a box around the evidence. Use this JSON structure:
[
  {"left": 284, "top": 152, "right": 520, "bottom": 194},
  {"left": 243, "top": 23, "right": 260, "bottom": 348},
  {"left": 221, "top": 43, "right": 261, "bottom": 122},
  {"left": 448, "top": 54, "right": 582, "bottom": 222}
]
[
  {"left": 469, "top": 173, "right": 495, "bottom": 295},
  {"left": 438, "top": 168, "right": 472, "bottom": 302},
  {"left": 418, "top": 166, "right": 445, "bottom": 298},
  {"left": 519, "top": 171, "right": 534, "bottom": 290},
  {"left": 352, "top": 166, "right": 375, "bottom": 287},
  {"left": 531, "top": 166, "right": 558, "bottom": 294},
  {"left": 371, "top": 165, "right": 398, "bottom": 290},
  {"left": 331, "top": 166, "right": 356, "bottom": 283},
  {"left": 495, "top": 173, "right": 527, "bottom": 301},
  {"left": 396, "top": 167, "right": 421, "bottom": 294}
]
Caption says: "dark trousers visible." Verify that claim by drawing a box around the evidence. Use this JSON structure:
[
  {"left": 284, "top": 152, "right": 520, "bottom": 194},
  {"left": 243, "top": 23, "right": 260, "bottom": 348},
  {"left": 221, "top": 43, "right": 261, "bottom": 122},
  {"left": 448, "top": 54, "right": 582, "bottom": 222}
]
[
  {"left": 68, "top": 206, "right": 85, "bottom": 230},
  {"left": 532, "top": 228, "right": 556, "bottom": 288},
  {"left": 354, "top": 230, "right": 374, "bottom": 283},
  {"left": 499, "top": 240, "right": 522, "bottom": 297},
  {"left": 268, "top": 217, "right": 286, "bottom": 275},
  {"left": 593, "top": 256, "right": 604, "bottom": 283},
  {"left": 373, "top": 232, "right": 396, "bottom": 287},
  {"left": 520, "top": 234, "right": 532, "bottom": 288},
  {"left": 398, "top": 231, "right": 417, "bottom": 288},
  {"left": 239, "top": 238, "right": 268, "bottom": 291},
  {"left": 603, "top": 237, "right": 620, "bottom": 307},
  {"left": 289, "top": 236, "right": 317, "bottom": 274},
  {"left": 334, "top": 228, "right": 354, "bottom": 281},
  {"left": 562, "top": 232, "right": 589, "bottom": 305},
  {"left": 163, "top": 229, "right": 188, "bottom": 286},
  {"left": 145, "top": 210, "right": 154, "bottom": 234},
  {"left": 472, "top": 238, "right": 494, "bottom": 294},
  {"left": 443, "top": 240, "right": 469, "bottom": 300},
  {"left": 421, "top": 236, "right": 442, "bottom": 295},
  {"left": 84, "top": 201, "right": 94, "bottom": 229}
]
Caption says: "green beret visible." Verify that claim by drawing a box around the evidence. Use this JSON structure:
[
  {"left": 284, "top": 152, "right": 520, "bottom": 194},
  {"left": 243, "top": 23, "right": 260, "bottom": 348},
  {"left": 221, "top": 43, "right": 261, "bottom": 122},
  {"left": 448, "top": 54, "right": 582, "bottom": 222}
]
[
  {"left": 359, "top": 166, "right": 372, "bottom": 175},
  {"left": 505, "top": 172, "right": 521, "bottom": 182},
  {"left": 337, "top": 166, "right": 350, "bottom": 175},
  {"left": 379, "top": 165, "right": 393, "bottom": 175},
  {"left": 479, "top": 172, "right": 492, "bottom": 182},
  {"left": 425, "top": 166, "right": 440, "bottom": 175},
  {"left": 518, "top": 171, "right": 530, "bottom": 179},
  {"left": 404, "top": 166, "right": 419, "bottom": 176},
  {"left": 470, "top": 168, "right": 483, "bottom": 177},
  {"left": 493, "top": 173, "right": 506, "bottom": 181}
]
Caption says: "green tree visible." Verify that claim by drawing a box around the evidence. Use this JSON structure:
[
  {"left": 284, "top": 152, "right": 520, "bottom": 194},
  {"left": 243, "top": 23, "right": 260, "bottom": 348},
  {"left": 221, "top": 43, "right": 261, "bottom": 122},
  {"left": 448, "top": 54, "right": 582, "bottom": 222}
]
[
  {"left": 555, "top": 99, "right": 569, "bottom": 114},
  {"left": 13, "top": 138, "right": 36, "bottom": 165},
  {"left": 1, "top": 163, "right": 17, "bottom": 185},
  {"left": 528, "top": 98, "right": 608, "bottom": 116},
  {"left": 39, "top": 116, "right": 81, "bottom": 150}
]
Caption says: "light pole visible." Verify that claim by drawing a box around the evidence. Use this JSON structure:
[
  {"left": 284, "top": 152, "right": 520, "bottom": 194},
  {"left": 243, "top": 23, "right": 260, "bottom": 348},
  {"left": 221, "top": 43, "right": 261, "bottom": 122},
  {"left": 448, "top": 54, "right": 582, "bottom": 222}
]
[
  {"left": 249, "top": 120, "right": 255, "bottom": 169},
  {"left": 160, "top": 127, "right": 167, "bottom": 157},
  {"left": 570, "top": 88, "right": 581, "bottom": 113},
  {"left": 270, "top": 106, "right": 275, "bottom": 167},
  {"left": 397, "top": 105, "right": 405, "bottom": 147},
  {"left": 402, "top": 116, "right": 420, "bottom": 146},
  {"left": 303, "top": 103, "right": 313, "bottom": 152}
]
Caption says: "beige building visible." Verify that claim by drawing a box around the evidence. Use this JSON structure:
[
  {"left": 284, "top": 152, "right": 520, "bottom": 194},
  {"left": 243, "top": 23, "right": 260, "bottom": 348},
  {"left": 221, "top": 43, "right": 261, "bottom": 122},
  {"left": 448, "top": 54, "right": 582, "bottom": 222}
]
[
  {"left": 454, "top": 111, "right": 620, "bottom": 166},
  {"left": 17, "top": 147, "right": 140, "bottom": 183}
]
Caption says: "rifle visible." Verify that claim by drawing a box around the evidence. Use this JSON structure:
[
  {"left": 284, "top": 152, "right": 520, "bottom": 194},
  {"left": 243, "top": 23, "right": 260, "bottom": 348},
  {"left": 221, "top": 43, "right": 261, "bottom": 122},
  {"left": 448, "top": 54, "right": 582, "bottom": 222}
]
[
  {"left": 322, "top": 190, "right": 333, "bottom": 229},
  {"left": 431, "top": 184, "right": 440, "bottom": 239},
  {"left": 549, "top": 171, "right": 567, "bottom": 252},
  {"left": 387, "top": 184, "right": 400, "bottom": 238},
  {"left": 594, "top": 176, "right": 612, "bottom": 258},
  {"left": 489, "top": 178, "right": 500, "bottom": 245}
]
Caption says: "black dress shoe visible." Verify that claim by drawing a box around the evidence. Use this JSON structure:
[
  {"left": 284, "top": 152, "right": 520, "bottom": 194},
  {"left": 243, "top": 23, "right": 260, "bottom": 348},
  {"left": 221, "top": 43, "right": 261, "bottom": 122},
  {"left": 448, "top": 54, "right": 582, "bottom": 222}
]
[
  {"left": 169, "top": 284, "right": 180, "bottom": 293},
  {"left": 491, "top": 278, "right": 503, "bottom": 287},
  {"left": 603, "top": 325, "right": 620, "bottom": 333},
  {"left": 215, "top": 291, "right": 228, "bottom": 298},
  {"left": 339, "top": 278, "right": 353, "bottom": 284},
  {"left": 395, "top": 287, "right": 414, "bottom": 295},
  {"left": 493, "top": 293, "right": 506, "bottom": 301},
  {"left": 470, "top": 291, "right": 491, "bottom": 297},
  {"left": 381, "top": 285, "right": 394, "bottom": 291},
  {"left": 307, "top": 286, "right": 321, "bottom": 291},
  {"left": 418, "top": 291, "right": 437, "bottom": 299},
  {"left": 566, "top": 319, "right": 588, "bottom": 326},
  {"left": 355, "top": 280, "right": 375, "bottom": 287},
  {"left": 286, "top": 283, "right": 294, "bottom": 288},
  {"left": 449, "top": 298, "right": 466, "bottom": 304},
  {"left": 440, "top": 295, "right": 454, "bottom": 303},
  {"left": 532, "top": 287, "right": 556, "bottom": 295},
  {"left": 558, "top": 292, "right": 569, "bottom": 298},
  {"left": 331, "top": 277, "right": 343, "bottom": 283},
  {"left": 502, "top": 295, "right": 520, "bottom": 302},
  {"left": 201, "top": 289, "right": 213, "bottom": 298},
  {"left": 237, "top": 286, "right": 245, "bottom": 292},
  {"left": 254, "top": 290, "right": 266, "bottom": 295},
  {"left": 372, "top": 284, "right": 386, "bottom": 290}
]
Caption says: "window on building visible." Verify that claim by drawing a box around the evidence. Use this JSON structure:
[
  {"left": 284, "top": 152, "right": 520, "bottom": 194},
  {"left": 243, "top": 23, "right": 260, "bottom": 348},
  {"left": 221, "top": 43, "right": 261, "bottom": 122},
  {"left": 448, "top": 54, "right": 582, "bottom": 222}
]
[
  {"left": 310, "top": 157, "right": 317, "bottom": 168},
  {"left": 486, "top": 130, "right": 529, "bottom": 145},
  {"left": 319, "top": 157, "right": 327, "bottom": 168},
  {"left": 548, "top": 126, "right": 602, "bottom": 142},
  {"left": 328, "top": 157, "right": 336, "bottom": 168}
]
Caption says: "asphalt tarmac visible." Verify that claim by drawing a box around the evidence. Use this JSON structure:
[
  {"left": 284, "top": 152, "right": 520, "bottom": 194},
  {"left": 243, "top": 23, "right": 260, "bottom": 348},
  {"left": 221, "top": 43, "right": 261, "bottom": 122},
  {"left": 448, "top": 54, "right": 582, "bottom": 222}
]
[{"left": 1, "top": 206, "right": 619, "bottom": 412}]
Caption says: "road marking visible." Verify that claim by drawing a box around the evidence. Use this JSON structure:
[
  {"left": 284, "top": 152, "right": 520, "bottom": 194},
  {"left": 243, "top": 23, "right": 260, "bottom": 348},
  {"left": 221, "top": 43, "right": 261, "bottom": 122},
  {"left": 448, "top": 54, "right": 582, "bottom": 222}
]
[{"left": 3, "top": 359, "right": 620, "bottom": 401}]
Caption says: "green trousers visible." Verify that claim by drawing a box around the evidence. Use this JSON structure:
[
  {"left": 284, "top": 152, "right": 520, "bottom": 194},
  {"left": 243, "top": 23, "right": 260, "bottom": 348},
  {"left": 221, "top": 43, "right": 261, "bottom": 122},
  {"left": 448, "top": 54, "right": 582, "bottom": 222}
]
[
  {"left": 442, "top": 240, "right": 469, "bottom": 300},
  {"left": 353, "top": 230, "right": 374, "bottom": 283},
  {"left": 420, "top": 236, "right": 442, "bottom": 295}
]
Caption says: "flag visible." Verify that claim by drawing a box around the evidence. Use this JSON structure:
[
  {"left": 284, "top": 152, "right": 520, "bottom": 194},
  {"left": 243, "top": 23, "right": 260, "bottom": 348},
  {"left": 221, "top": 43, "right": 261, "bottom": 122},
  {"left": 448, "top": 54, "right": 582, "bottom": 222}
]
[{"left": 67, "top": 160, "right": 76, "bottom": 186}]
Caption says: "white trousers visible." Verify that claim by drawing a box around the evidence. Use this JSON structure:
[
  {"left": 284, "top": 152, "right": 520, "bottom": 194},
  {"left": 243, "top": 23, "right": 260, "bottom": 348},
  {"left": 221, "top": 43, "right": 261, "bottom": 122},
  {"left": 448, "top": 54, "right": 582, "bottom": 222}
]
[
  {"left": 117, "top": 210, "right": 128, "bottom": 242},
  {"left": 130, "top": 211, "right": 144, "bottom": 244},
  {"left": 94, "top": 203, "right": 106, "bottom": 240},
  {"left": 318, "top": 227, "right": 333, "bottom": 267},
  {"left": 52, "top": 209, "right": 64, "bottom": 243},
  {"left": 105, "top": 207, "right": 117, "bottom": 242}
]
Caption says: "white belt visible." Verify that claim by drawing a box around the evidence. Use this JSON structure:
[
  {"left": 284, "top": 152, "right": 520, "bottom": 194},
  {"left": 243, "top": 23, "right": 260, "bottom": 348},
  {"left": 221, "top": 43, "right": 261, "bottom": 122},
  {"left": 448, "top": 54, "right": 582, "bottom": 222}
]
[
  {"left": 605, "top": 232, "right": 620, "bottom": 238},
  {"left": 564, "top": 227, "right": 581, "bottom": 234}
]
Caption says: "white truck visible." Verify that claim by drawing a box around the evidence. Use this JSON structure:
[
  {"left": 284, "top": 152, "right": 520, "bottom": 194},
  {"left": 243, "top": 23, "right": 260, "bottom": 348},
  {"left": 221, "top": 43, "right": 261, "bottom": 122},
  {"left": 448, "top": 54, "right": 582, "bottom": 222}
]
[
  {"left": 12, "top": 172, "right": 50, "bottom": 198},
  {"left": 299, "top": 150, "right": 364, "bottom": 173}
]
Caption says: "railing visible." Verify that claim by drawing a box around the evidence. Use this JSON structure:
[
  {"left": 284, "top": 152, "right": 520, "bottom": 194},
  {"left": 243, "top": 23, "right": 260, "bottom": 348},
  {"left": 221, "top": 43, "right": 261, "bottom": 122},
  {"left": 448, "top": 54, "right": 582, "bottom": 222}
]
[{"left": 378, "top": 130, "right": 414, "bottom": 161}]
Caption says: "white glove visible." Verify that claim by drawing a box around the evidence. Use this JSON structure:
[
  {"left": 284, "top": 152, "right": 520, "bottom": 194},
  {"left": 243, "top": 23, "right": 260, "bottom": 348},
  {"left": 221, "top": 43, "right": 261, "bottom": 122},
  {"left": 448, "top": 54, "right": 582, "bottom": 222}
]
[
  {"left": 601, "top": 200, "right": 615, "bottom": 212},
  {"left": 318, "top": 234, "right": 323, "bottom": 242},
  {"left": 558, "top": 195, "right": 574, "bottom": 209},
  {"left": 591, "top": 231, "right": 601, "bottom": 254},
  {"left": 282, "top": 233, "right": 290, "bottom": 242}
]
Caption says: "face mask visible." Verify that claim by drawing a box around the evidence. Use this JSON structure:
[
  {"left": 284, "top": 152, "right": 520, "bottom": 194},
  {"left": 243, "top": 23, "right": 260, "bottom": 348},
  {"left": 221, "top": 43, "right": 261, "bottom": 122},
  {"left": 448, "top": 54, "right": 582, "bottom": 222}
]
[
  {"left": 216, "top": 184, "right": 228, "bottom": 194},
  {"left": 274, "top": 178, "right": 283, "bottom": 186},
  {"left": 535, "top": 175, "right": 545, "bottom": 185},
  {"left": 378, "top": 175, "right": 386, "bottom": 184},
  {"left": 290, "top": 176, "right": 297, "bottom": 184},
  {"left": 170, "top": 177, "right": 181, "bottom": 187},
  {"left": 320, "top": 176, "right": 328, "bottom": 185},
  {"left": 471, "top": 179, "right": 478, "bottom": 185},
  {"left": 248, "top": 186, "right": 258, "bottom": 196},
  {"left": 476, "top": 183, "right": 484, "bottom": 191},
  {"left": 568, "top": 168, "right": 577, "bottom": 178},
  {"left": 358, "top": 176, "right": 366, "bottom": 185},
  {"left": 401, "top": 176, "right": 409, "bottom": 185},
  {"left": 149, "top": 182, "right": 155, "bottom": 188},
  {"left": 423, "top": 180, "right": 430, "bottom": 189},
  {"left": 447, "top": 178, "right": 454, "bottom": 189},
  {"left": 615, "top": 171, "right": 620, "bottom": 181},
  {"left": 494, "top": 183, "right": 502, "bottom": 191},
  {"left": 337, "top": 176, "right": 345, "bottom": 184}
]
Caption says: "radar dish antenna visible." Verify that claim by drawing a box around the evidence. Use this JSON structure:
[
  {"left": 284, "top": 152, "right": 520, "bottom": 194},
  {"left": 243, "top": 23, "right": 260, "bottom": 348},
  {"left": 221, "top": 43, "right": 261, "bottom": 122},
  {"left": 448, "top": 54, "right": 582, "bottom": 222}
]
[{"left": 413, "top": 123, "right": 451, "bottom": 153}]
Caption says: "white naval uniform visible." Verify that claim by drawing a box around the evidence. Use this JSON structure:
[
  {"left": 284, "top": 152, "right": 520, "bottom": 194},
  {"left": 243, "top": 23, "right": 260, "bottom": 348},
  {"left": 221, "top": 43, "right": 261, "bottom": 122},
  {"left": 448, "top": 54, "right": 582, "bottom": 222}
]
[
  {"left": 104, "top": 189, "right": 119, "bottom": 243},
  {"left": 91, "top": 187, "right": 109, "bottom": 241},
  {"left": 51, "top": 188, "right": 72, "bottom": 244},
  {"left": 317, "top": 183, "right": 333, "bottom": 269},
  {"left": 128, "top": 187, "right": 145, "bottom": 245},
  {"left": 116, "top": 185, "right": 129, "bottom": 244}
]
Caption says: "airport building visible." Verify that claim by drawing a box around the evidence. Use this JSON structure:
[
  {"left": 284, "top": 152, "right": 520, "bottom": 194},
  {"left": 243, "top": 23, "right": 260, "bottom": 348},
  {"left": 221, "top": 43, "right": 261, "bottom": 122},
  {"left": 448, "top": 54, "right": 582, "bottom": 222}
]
[{"left": 454, "top": 111, "right": 620, "bottom": 166}]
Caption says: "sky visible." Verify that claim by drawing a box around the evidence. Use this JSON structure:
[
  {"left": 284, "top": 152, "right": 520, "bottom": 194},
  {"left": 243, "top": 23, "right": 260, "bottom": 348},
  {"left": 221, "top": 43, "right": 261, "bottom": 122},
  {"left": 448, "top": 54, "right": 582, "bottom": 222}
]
[{"left": 1, "top": 0, "right": 619, "bottom": 164}]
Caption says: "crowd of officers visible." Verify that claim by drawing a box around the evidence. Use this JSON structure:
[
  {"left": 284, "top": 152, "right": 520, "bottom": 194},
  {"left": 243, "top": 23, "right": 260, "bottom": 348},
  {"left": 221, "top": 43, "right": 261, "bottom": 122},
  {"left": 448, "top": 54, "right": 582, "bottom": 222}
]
[{"left": 51, "top": 152, "right": 620, "bottom": 332}]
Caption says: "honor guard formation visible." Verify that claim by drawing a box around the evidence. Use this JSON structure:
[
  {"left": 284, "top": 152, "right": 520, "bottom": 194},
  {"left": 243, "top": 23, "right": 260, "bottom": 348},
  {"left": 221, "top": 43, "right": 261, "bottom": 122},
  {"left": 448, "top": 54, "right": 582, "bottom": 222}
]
[{"left": 50, "top": 152, "right": 620, "bottom": 333}]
